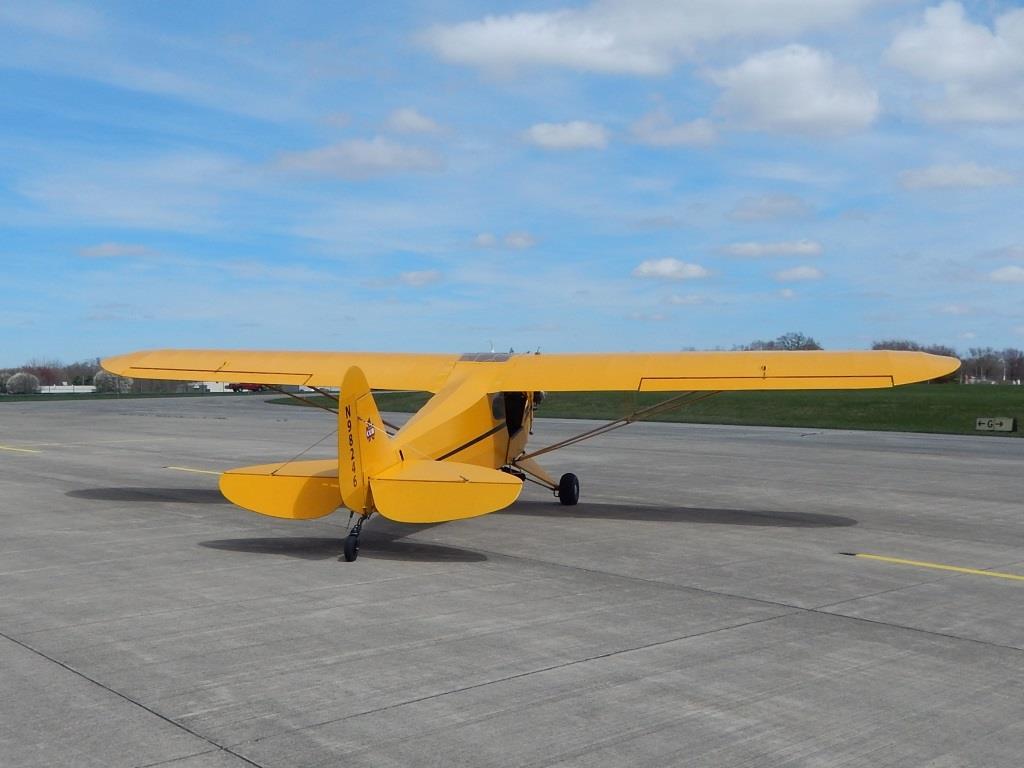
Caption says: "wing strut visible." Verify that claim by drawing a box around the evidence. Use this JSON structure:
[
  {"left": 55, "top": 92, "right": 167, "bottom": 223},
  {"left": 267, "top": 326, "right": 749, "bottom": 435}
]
[
  {"left": 263, "top": 384, "right": 402, "bottom": 433},
  {"left": 265, "top": 384, "right": 338, "bottom": 415},
  {"left": 516, "top": 391, "right": 720, "bottom": 462}
]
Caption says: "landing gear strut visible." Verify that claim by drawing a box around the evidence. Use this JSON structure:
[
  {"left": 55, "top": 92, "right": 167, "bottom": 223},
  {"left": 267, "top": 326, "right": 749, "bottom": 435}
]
[
  {"left": 343, "top": 514, "right": 367, "bottom": 562},
  {"left": 557, "top": 473, "right": 580, "bottom": 506}
]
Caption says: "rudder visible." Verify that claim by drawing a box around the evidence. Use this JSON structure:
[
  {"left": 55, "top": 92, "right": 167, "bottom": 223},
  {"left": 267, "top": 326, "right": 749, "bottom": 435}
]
[{"left": 338, "top": 365, "right": 400, "bottom": 514}]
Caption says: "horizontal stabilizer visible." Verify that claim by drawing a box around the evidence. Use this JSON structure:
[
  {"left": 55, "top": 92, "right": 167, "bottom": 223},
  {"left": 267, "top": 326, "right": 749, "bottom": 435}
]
[
  {"left": 220, "top": 460, "right": 340, "bottom": 519},
  {"left": 370, "top": 460, "right": 522, "bottom": 524}
]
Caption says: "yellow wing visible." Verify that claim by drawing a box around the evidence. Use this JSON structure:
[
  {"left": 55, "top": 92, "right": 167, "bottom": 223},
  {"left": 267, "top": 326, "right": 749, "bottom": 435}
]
[
  {"left": 102, "top": 349, "right": 459, "bottom": 392},
  {"left": 103, "top": 348, "right": 960, "bottom": 394},
  {"left": 477, "top": 350, "right": 960, "bottom": 391}
]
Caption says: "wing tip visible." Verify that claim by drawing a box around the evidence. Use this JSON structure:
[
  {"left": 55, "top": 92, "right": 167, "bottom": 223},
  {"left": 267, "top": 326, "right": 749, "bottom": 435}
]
[
  {"left": 101, "top": 351, "right": 144, "bottom": 376},
  {"left": 890, "top": 351, "right": 961, "bottom": 386}
]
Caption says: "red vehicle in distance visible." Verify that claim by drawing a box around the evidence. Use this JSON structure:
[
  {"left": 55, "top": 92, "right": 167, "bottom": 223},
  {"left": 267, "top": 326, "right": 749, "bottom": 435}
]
[{"left": 226, "top": 383, "right": 267, "bottom": 392}]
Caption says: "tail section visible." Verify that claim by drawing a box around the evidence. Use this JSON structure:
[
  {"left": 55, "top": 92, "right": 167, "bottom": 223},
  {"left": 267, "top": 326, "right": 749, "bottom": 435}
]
[
  {"left": 337, "top": 364, "right": 522, "bottom": 522},
  {"left": 338, "top": 365, "right": 400, "bottom": 514},
  {"left": 218, "top": 366, "right": 522, "bottom": 524}
]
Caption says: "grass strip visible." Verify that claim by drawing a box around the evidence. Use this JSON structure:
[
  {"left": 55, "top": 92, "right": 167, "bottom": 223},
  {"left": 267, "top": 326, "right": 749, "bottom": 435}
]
[{"left": 268, "top": 384, "right": 1023, "bottom": 437}]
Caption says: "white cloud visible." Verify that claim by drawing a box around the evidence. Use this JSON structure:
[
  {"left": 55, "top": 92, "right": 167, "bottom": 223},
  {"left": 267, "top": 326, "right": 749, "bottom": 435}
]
[
  {"left": 422, "top": 1, "right": 880, "bottom": 75},
  {"left": 504, "top": 232, "right": 537, "bottom": 249},
  {"left": 524, "top": 121, "right": 608, "bottom": 149},
  {"left": 631, "top": 110, "right": 715, "bottom": 146},
  {"left": 628, "top": 177, "right": 675, "bottom": 193},
  {"left": 720, "top": 239, "right": 822, "bottom": 257},
  {"left": 20, "top": 152, "right": 243, "bottom": 230},
  {"left": 729, "top": 193, "right": 812, "bottom": 221},
  {"left": 938, "top": 303, "right": 971, "bottom": 316},
  {"left": 78, "top": 242, "right": 152, "bottom": 258},
  {"left": 775, "top": 265, "right": 823, "bottom": 281},
  {"left": 0, "top": 1, "right": 103, "bottom": 39},
  {"left": 711, "top": 45, "right": 879, "bottom": 135},
  {"left": 887, "top": 2, "right": 1024, "bottom": 123},
  {"left": 633, "top": 258, "right": 710, "bottom": 280},
  {"left": 667, "top": 293, "right": 709, "bottom": 305},
  {"left": 899, "top": 162, "right": 1015, "bottom": 189},
  {"left": 745, "top": 162, "right": 839, "bottom": 185},
  {"left": 989, "top": 245, "right": 1024, "bottom": 261},
  {"left": 322, "top": 112, "right": 351, "bottom": 128},
  {"left": 887, "top": 3, "right": 1024, "bottom": 83},
  {"left": 919, "top": 83, "right": 1024, "bottom": 122},
  {"left": 779, "top": 288, "right": 797, "bottom": 299},
  {"left": 629, "top": 311, "right": 668, "bottom": 322},
  {"left": 990, "top": 265, "right": 1024, "bottom": 283},
  {"left": 277, "top": 137, "right": 443, "bottom": 178},
  {"left": 0, "top": 18, "right": 307, "bottom": 122},
  {"left": 225, "top": 261, "right": 327, "bottom": 283},
  {"left": 399, "top": 269, "right": 442, "bottom": 287},
  {"left": 386, "top": 107, "right": 444, "bottom": 135},
  {"left": 473, "top": 231, "right": 536, "bottom": 249}
]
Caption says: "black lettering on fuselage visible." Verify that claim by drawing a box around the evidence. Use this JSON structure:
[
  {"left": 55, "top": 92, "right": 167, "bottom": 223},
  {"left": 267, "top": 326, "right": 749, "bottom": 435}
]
[{"left": 344, "top": 408, "right": 357, "bottom": 487}]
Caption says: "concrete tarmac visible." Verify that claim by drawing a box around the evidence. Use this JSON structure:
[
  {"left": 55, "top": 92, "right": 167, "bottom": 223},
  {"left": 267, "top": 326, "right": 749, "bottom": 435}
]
[{"left": 1, "top": 395, "right": 1023, "bottom": 767}]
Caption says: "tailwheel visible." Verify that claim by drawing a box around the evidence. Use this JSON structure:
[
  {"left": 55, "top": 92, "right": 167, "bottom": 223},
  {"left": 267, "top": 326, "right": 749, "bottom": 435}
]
[
  {"left": 557, "top": 472, "right": 580, "bottom": 506},
  {"left": 342, "top": 514, "right": 367, "bottom": 562},
  {"left": 343, "top": 533, "right": 359, "bottom": 562}
]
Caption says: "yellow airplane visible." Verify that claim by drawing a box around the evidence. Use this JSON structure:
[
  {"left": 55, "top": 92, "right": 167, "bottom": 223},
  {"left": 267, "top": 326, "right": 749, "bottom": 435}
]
[{"left": 103, "top": 348, "right": 959, "bottom": 561}]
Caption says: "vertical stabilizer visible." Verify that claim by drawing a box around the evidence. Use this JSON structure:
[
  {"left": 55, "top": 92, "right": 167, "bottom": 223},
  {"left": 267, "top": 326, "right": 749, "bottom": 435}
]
[{"left": 338, "top": 365, "right": 400, "bottom": 514}]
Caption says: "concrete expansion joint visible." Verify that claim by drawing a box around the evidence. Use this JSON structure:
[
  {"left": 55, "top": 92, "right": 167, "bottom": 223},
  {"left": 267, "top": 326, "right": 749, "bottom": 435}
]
[
  {"left": 472, "top": 546, "right": 1024, "bottom": 656},
  {"left": 229, "top": 608, "right": 802, "bottom": 745},
  {"left": 801, "top": 609, "right": 1024, "bottom": 655},
  {"left": 135, "top": 746, "right": 260, "bottom": 768},
  {"left": 0, "top": 629, "right": 269, "bottom": 768}
]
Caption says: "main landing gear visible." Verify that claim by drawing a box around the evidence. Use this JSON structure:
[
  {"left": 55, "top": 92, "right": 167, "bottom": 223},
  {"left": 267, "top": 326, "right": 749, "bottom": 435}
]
[
  {"left": 509, "top": 461, "right": 580, "bottom": 506},
  {"left": 557, "top": 472, "right": 579, "bottom": 506},
  {"left": 343, "top": 514, "right": 367, "bottom": 562}
]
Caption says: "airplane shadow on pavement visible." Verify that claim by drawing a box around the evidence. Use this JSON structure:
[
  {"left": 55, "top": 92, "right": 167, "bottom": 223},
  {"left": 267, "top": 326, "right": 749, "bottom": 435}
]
[
  {"left": 67, "top": 486, "right": 487, "bottom": 562},
  {"left": 67, "top": 487, "right": 228, "bottom": 504},
  {"left": 199, "top": 521, "right": 488, "bottom": 563},
  {"left": 502, "top": 500, "right": 857, "bottom": 527}
]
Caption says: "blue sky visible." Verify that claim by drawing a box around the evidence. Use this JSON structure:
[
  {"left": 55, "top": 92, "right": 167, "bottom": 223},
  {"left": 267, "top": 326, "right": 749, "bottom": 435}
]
[{"left": 2, "top": 0, "right": 1023, "bottom": 366}]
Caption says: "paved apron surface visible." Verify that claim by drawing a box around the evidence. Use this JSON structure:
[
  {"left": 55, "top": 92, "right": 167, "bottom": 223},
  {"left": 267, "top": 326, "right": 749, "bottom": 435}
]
[{"left": 2, "top": 396, "right": 1023, "bottom": 767}]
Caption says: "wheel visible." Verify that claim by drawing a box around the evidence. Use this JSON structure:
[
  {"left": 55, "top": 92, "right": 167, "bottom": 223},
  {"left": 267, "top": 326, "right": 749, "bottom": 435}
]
[
  {"left": 558, "top": 473, "right": 580, "bottom": 506},
  {"left": 343, "top": 533, "right": 360, "bottom": 562}
]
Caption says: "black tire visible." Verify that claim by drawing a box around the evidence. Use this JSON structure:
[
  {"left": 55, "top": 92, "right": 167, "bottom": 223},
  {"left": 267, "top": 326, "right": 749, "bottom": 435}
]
[
  {"left": 558, "top": 473, "right": 580, "bottom": 506},
  {"left": 343, "top": 534, "right": 360, "bottom": 562}
]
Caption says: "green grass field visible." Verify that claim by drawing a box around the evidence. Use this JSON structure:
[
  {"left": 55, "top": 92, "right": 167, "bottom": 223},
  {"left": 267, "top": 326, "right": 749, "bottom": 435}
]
[
  {"left": 268, "top": 384, "right": 1023, "bottom": 437},
  {"left": 0, "top": 392, "right": 236, "bottom": 403}
]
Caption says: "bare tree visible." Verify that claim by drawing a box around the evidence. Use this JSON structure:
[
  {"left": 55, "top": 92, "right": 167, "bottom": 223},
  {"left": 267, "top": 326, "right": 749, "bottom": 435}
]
[
  {"left": 1003, "top": 348, "right": 1024, "bottom": 382},
  {"left": 63, "top": 358, "right": 101, "bottom": 386},
  {"left": 21, "top": 359, "right": 64, "bottom": 386},
  {"left": 873, "top": 340, "right": 959, "bottom": 381},
  {"left": 872, "top": 339, "right": 922, "bottom": 351},
  {"left": 738, "top": 332, "right": 822, "bottom": 351},
  {"left": 963, "top": 347, "right": 1000, "bottom": 381},
  {"left": 922, "top": 344, "right": 957, "bottom": 358}
]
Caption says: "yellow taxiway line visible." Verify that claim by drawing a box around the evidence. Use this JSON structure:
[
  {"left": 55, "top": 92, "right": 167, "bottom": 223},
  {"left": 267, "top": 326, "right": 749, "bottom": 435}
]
[
  {"left": 165, "top": 466, "right": 222, "bottom": 476},
  {"left": 846, "top": 552, "right": 1024, "bottom": 582},
  {"left": 0, "top": 445, "right": 42, "bottom": 454}
]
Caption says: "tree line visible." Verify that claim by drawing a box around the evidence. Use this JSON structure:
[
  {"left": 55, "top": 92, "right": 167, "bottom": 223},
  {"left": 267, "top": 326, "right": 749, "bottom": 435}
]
[
  {"left": 0, "top": 359, "right": 133, "bottom": 394},
  {"left": 731, "top": 333, "right": 1019, "bottom": 383}
]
